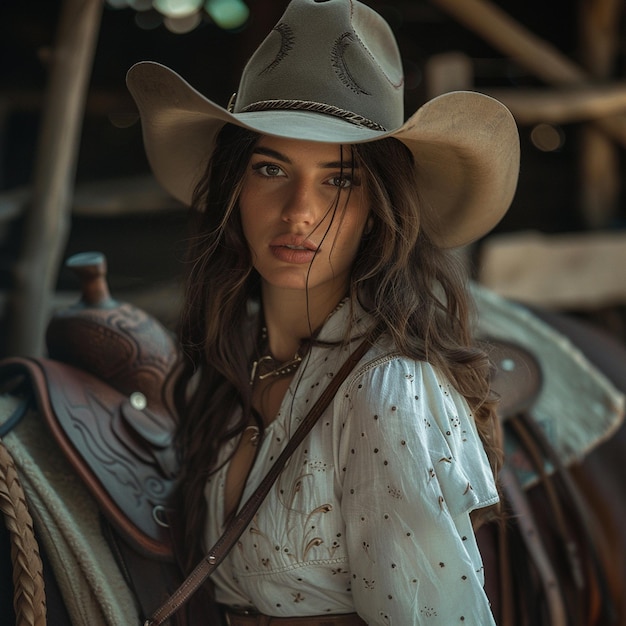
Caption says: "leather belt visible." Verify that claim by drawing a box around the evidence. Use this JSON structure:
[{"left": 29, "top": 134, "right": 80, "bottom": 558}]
[{"left": 224, "top": 611, "right": 367, "bottom": 626}]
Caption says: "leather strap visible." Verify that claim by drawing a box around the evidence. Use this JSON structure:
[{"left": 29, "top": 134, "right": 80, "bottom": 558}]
[
  {"left": 513, "top": 412, "right": 618, "bottom": 624},
  {"left": 498, "top": 464, "right": 568, "bottom": 626},
  {"left": 145, "top": 326, "right": 382, "bottom": 626},
  {"left": 224, "top": 610, "right": 366, "bottom": 626}
]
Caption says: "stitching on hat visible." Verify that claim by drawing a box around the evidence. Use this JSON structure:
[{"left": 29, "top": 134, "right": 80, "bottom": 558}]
[
  {"left": 259, "top": 22, "right": 295, "bottom": 75},
  {"left": 331, "top": 32, "right": 371, "bottom": 96},
  {"left": 349, "top": 28, "right": 405, "bottom": 90},
  {"left": 240, "top": 99, "right": 386, "bottom": 131}
]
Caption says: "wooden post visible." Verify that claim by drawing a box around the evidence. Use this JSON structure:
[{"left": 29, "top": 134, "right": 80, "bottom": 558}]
[
  {"left": 578, "top": 0, "right": 622, "bottom": 228},
  {"left": 7, "top": 0, "right": 103, "bottom": 356}
]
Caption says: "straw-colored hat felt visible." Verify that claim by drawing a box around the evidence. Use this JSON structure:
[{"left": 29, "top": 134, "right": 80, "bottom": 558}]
[{"left": 126, "top": 0, "right": 520, "bottom": 248}]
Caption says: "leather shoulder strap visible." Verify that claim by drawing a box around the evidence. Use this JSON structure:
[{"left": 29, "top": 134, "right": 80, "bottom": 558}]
[{"left": 146, "top": 325, "right": 382, "bottom": 626}]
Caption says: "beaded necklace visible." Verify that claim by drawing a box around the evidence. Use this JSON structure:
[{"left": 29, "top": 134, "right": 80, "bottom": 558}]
[{"left": 248, "top": 298, "right": 348, "bottom": 386}]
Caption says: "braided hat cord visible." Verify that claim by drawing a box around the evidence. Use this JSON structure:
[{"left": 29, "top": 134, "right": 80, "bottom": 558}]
[{"left": 0, "top": 441, "right": 46, "bottom": 626}]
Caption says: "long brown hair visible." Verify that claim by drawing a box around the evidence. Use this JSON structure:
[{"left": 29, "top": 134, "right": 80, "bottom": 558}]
[{"left": 173, "top": 124, "right": 502, "bottom": 572}]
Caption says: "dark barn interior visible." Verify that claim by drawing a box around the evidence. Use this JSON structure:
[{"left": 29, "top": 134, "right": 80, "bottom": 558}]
[{"left": 1, "top": 0, "right": 626, "bottom": 354}]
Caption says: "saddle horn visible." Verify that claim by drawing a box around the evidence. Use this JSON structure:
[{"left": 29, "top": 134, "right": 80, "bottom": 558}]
[{"left": 45, "top": 251, "right": 180, "bottom": 417}]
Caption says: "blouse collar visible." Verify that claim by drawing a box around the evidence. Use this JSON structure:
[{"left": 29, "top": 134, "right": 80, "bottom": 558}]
[{"left": 315, "top": 296, "right": 374, "bottom": 345}]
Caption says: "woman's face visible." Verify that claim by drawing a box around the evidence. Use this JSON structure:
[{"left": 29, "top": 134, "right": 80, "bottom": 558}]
[{"left": 239, "top": 136, "right": 371, "bottom": 298}]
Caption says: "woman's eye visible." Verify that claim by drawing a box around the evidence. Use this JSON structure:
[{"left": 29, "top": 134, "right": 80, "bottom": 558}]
[
  {"left": 253, "top": 163, "right": 284, "bottom": 177},
  {"left": 329, "top": 175, "right": 352, "bottom": 189}
]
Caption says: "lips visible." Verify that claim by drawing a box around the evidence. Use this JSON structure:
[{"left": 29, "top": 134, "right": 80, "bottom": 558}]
[
  {"left": 269, "top": 234, "right": 319, "bottom": 264},
  {"left": 270, "top": 234, "right": 318, "bottom": 251}
]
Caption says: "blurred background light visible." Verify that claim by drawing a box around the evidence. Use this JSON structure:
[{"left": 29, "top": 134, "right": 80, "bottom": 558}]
[
  {"left": 128, "top": 0, "right": 154, "bottom": 11},
  {"left": 530, "top": 123, "right": 565, "bottom": 152},
  {"left": 154, "top": 0, "right": 203, "bottom": 18},
  {"left": 105, "top": 0, "right": 249, "bottom": 32},
  {"left": 204, "top": 0, "right": 250, "bottom": 31},
  {"left": 164, "top": 11, "right": 203, "bottom": 33}
]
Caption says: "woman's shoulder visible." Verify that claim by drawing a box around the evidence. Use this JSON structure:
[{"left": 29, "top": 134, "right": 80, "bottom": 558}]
[
  {"left": 318, "top": 299, "right": 465, "bottom": 406},
  {"left": 344, "top": 338, "right": 481, "bottom": 434},
  {"left": 337, "top": 337, "right": 499, "bottom": 513},
  {"left": 338, "top": 341, "right": 474, "bottom": 439},
  {"left": 349, "top": 336, "right": 452, "bottom": 395}
]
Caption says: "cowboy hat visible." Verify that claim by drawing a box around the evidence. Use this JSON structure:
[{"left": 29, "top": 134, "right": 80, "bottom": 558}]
[{"left": 126, "top": 0, "right": 520, "bottom": 248}]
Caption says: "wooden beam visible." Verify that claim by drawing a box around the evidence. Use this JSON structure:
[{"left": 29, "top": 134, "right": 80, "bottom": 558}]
[
  {"left": 430, "top": 0, "right": 626, "bottom": 147},
  {"left": 479, "top": 230, "right": 626, "bottom": 310},
  {"left": 430, "top": 0, "right": 586, "bottom": 84},
  {"left": 0, "top": 176, "right": 183, "bottom": 223},
  {"left": 482, "top": 84, "right": 626, "bottom": 125}
]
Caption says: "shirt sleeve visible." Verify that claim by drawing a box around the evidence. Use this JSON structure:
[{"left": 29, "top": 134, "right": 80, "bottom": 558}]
[{"left": 337, "top": 356, "right": 499, "bottom": 625}]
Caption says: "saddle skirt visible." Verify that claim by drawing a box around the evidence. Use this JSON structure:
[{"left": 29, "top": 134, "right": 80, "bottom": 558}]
[
  {"left": 0, "top": 354, "right": 178, "bottom": 558},
  {"left": 472, "top": 283, "right": 625, "bottom": 488}
]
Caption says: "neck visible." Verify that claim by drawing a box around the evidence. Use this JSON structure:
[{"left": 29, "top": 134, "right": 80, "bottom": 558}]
[{"left": 261, "top": 283, "right": 347, "bottom": 361}]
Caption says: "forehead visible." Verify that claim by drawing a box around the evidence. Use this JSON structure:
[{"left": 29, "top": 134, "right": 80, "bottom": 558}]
[{"left": 253, "top": 135, "right": 353, "bottom": 164}]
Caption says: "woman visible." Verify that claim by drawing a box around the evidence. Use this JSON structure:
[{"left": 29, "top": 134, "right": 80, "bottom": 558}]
[{"left": 127, "top": 0, "right": 520, "bottom": 623}]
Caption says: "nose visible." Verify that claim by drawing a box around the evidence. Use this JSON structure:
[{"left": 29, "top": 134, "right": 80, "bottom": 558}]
[{"left": 280, "top": 179, "right": 324, "bottom": 226}]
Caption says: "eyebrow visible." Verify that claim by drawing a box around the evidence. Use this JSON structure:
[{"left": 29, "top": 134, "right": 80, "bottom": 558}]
[{"left": 252, "top": 146, "right": 358, "bottom": 169}]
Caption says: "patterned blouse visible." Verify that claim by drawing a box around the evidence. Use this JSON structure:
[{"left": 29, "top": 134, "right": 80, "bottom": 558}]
[{"left": 203, "top": 301, "right": 499, "bottom": 625}]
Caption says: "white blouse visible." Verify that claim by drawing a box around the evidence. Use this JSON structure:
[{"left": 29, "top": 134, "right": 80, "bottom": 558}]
[{"left": 203, "top": 302, "right": 499, "bottom": 625}]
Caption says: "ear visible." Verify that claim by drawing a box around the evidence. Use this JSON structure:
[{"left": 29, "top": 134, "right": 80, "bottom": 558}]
[{"left": 364, "top": 215, "right": 374, "bottom": 235}]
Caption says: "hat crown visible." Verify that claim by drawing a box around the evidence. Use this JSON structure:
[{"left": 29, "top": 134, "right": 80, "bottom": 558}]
[{"left": 235, "top": 0, "right": 404, "bottom": 131}]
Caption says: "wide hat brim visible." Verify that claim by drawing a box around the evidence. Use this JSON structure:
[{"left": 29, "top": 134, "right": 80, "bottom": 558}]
[{"left": 127, "top": 61, "right": 519, "bottom": 248}]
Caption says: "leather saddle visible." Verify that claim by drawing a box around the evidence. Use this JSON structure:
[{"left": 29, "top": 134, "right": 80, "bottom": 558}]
[
  {"left": 476, "top": 334, "right": 620, "bottom": 625},
  {"left": 0, "top": 252, "right": 180, "bottom": 559}
]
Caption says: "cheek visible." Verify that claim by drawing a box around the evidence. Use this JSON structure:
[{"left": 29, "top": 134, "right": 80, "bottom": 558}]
[
  {"left": 333, "top": 207, "right": 370, "bottom": 257},
  {"left": 347, "top": 198, "right": 371, "bottom": 237}
]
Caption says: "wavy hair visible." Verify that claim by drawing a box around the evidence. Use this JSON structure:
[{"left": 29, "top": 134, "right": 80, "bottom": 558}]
[{"left": 172, "top": 124, "right": 502, "bottom": 572}]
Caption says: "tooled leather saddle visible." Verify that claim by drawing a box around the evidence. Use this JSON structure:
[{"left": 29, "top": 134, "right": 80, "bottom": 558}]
[
  {"left": 0, "top": 252, "right": 180, "bottom": 560},
  {"left": 0, "top": 252, "right": 622, "bottom": 625},
  {"left": 0, "top": 252, "right": 188, "bottom": 623}
]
